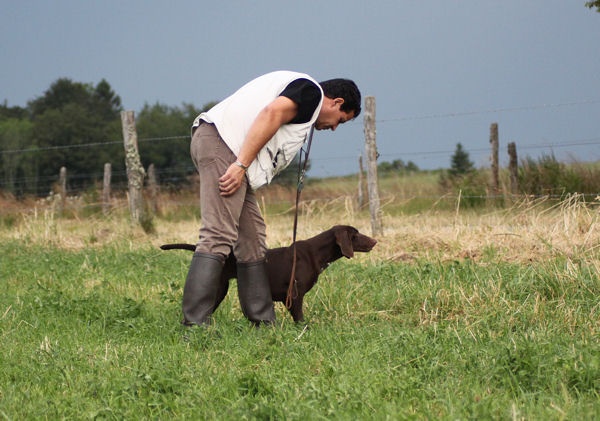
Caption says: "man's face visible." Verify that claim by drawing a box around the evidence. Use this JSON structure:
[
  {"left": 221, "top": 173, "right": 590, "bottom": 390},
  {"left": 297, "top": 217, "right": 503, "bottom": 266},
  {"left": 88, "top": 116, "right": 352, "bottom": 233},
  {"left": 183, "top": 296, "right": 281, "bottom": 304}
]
[{"left": 315, "top": 97, "right": 355, "bottom": 131}]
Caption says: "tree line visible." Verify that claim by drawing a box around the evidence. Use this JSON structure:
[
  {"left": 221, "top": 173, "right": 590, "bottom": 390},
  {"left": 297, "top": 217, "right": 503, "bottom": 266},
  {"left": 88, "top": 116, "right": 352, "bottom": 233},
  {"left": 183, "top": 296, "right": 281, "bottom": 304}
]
[
  {"left": 0, "top": 78, "right": 214, "bottom": 197},
  {"left": 0, "top": 78, "right": 407, "bottom": 198},
  {"left": 0, "top": 78, "right": 320, "bottom": 198},
  {"left": 3, "top": 77, "right": 598, "bottom": 202}
]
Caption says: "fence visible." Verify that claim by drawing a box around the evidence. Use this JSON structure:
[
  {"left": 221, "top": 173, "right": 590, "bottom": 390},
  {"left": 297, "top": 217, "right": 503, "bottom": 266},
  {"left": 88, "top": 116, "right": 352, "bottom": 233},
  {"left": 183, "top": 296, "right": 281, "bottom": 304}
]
[{"left": 2, "top": 98, "right": 599, "bottom": 235}]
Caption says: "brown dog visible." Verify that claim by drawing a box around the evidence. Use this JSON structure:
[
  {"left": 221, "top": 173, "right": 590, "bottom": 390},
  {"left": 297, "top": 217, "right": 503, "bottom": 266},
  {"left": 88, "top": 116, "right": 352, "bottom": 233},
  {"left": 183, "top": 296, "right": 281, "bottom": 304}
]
[{"left": 161, "top": 225, "right": 377, "bottom": 322}]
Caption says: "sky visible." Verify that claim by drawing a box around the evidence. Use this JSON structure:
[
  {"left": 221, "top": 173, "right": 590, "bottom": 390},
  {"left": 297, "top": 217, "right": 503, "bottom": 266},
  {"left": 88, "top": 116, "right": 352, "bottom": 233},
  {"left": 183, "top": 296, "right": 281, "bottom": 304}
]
[{"left": 2, "top": 1, "right": 599, "bottom": 178}]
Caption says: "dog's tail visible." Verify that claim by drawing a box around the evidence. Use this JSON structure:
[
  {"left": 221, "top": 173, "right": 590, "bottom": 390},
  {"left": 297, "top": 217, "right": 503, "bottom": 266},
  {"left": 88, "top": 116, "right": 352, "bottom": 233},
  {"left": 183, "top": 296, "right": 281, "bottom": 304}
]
[{"left": 160, "top": 243, "right": 196, "bottom": 252}]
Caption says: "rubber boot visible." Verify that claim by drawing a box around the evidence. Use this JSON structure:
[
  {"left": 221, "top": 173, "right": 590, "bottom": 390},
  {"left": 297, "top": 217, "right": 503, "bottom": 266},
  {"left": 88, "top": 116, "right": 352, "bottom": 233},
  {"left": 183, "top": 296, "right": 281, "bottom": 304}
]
[
  {"left": 182, "top": 252, "right": 224, "bottom": 326},
  {"left": 236, "top": 260, "right": 276, "bottom": 326}
]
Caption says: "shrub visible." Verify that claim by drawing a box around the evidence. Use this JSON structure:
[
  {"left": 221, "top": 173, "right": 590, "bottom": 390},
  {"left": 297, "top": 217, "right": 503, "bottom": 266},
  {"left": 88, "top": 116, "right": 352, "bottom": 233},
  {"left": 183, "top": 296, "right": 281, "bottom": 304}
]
[
  {"left": 518, "top": 154, "right": 599, "bottom": 198},
  {"left": 438, "top": 169, "right": 488, "bottom": 208}
]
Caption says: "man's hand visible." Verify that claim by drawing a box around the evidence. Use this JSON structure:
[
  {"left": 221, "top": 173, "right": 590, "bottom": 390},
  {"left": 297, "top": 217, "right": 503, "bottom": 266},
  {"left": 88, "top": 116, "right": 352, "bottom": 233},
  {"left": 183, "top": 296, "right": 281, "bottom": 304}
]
[{"left": 219, "top": 162, "right": 247, "bottom": 196}]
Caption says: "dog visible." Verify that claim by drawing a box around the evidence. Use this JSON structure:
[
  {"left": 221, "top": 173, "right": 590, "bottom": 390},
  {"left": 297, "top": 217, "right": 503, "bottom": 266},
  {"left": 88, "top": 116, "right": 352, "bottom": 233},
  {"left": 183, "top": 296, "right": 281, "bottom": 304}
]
[{"left": 161, "top": 225, "right": 377, "bottom": 322}]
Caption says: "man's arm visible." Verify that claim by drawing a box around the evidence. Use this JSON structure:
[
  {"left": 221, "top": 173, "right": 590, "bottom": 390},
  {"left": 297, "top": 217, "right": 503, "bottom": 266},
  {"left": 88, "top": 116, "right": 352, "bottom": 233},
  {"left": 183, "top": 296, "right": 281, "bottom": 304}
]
[{"left": 218, "top": 96, "right": 298, "bottom": 196}]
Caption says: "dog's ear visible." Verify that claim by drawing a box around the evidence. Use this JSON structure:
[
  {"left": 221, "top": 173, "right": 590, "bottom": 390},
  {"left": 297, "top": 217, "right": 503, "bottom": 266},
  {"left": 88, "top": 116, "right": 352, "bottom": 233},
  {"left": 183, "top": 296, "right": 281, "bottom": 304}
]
[{"left": 335, "top": 229, "right": 354, "bottom": 258}]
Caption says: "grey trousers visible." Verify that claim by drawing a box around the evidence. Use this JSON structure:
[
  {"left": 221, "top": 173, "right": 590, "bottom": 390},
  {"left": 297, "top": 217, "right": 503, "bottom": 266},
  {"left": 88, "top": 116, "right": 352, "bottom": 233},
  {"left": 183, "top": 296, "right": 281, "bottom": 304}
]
[{"left": 190, "top": 122, "right": 267, "bottom": 263}]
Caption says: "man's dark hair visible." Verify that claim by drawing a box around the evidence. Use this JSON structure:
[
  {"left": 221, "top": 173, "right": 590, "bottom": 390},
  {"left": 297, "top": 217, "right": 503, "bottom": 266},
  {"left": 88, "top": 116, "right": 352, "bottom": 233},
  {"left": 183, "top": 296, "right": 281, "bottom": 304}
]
[{"left": 319, "top": 78, "right": 361, "bottom": 118}]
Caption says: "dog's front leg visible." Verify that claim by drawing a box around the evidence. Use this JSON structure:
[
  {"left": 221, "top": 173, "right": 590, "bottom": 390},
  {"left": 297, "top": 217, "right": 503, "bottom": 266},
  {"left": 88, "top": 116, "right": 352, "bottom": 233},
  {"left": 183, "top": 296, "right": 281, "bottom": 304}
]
[{"left": 288, "top": 296, "right": 305, "bottom": 323}]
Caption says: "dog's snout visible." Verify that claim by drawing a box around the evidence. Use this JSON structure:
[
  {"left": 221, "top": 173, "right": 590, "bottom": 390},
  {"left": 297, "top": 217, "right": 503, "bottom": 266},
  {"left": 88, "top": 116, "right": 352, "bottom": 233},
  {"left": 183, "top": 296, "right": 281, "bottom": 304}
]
[
  {"left": 354, "top": 233, "right": 377, "bottom": 252},
  {"left": 367, "top": 238, "right": 377, "bottom": 250}
]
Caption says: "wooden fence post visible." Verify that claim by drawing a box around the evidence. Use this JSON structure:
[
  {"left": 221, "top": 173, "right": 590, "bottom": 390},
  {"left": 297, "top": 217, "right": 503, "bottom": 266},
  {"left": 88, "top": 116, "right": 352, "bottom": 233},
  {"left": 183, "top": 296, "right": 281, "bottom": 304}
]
[
  {"left": 121, "top": 110, "right": 146, "bottom": 223},
  {"left": 508, "top": 142, "right": 518, "bottom": 195},
  {"left": 147, "top": 163, "right": 159, "bottom": 216},
  {"left": 364, "top": 96, "right": 383, "bottom": 236},
  {"left": 58, "top": 166, "right": 67, "bottom": 214},
  {"left": 490, "top": 122, "right": 499, "bottom": 194},
  {"left": 357, "top": 155, "right": 365, "bottom": 209},
  {"left": 102, "top": 162, "right": 111, "bottom": 215}
]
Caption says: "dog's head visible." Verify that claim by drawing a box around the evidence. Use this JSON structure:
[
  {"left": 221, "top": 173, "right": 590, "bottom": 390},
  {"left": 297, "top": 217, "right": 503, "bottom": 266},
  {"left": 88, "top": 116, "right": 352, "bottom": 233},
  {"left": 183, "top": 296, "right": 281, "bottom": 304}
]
[{"left": 333, "top": 225, "right": 377, "bottom": 258}]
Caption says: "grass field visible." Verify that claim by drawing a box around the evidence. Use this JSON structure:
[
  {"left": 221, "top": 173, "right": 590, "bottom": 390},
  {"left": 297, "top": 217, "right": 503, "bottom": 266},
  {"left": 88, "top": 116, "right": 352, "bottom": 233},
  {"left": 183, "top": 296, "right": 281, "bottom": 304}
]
[{"left": 1, "top": 180, "right": 599, "bottom": 419}]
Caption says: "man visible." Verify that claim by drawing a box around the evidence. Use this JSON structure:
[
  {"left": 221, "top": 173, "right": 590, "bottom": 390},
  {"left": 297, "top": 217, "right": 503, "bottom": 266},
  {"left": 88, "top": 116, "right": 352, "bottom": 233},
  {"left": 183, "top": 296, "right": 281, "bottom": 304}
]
[{"left": 183, "top": 70, "right": 361, "bottom": 326}]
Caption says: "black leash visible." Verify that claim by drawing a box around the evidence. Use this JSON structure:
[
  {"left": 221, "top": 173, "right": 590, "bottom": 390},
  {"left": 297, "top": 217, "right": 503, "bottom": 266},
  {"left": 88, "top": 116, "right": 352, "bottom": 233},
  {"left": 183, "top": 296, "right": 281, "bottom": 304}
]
[{"left": 286, "top": 126, "right": 315, "bottom": 309}]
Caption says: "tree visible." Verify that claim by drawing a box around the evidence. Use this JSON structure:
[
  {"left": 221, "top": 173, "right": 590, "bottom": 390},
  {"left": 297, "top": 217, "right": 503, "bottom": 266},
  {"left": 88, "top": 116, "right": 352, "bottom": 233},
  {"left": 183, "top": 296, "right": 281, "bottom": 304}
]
[
  {"left": 449, "top": 143, "right": 474, "bottom": 177},
  {"left": 585, "top": 1, "right": 600, "bottom": 12},
  {"left": 136, "top": 101, "right": 214, "bottom": 185},
  {"left": 93, "top": 79, "right": 123, "bottom": 121},
  {"left": 1, "top": 78, "right": 223, "bottom": 196},
  {"left": 378, "top": 159, "right": 419, "bottom": 174},
  {"left": 439, "top": 144, "right": 485, "bottom": 207},
  {"left": 0, "top": 118, "right": 33, "bottom": 194},
  {"left": 0, "top": 102, "right": 28, "bottom": 121},
  {"left": 28, "top": 78, "right": 123, "bottom": 194}
]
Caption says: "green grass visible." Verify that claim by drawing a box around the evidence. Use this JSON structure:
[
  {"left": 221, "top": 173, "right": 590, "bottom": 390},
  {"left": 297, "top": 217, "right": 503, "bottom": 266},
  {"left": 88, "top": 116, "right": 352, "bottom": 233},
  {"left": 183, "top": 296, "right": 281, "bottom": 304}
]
[{"left": 1, "top": 242, "right": 598, "bottom": 420}]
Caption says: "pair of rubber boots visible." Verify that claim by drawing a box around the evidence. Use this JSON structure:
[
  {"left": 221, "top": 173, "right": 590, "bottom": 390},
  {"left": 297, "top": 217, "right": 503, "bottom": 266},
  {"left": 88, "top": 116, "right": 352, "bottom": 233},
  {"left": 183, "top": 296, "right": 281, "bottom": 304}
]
[{"left": 182, "top": 252, "right": 275, "bottom": 326}]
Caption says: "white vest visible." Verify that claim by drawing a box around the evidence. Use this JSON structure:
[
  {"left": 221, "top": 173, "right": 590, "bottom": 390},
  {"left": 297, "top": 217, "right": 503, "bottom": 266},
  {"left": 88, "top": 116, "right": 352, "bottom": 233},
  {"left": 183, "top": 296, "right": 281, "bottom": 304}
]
[{"left": 193, "top": 71, "right": 323, "bottom": 189}]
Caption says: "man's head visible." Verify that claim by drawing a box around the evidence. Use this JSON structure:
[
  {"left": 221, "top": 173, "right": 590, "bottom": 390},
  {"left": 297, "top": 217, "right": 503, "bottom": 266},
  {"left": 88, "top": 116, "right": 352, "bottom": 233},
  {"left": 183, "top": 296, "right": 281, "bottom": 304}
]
[{"left": 316, "top": 78, "right": 361, "bottom": 131}]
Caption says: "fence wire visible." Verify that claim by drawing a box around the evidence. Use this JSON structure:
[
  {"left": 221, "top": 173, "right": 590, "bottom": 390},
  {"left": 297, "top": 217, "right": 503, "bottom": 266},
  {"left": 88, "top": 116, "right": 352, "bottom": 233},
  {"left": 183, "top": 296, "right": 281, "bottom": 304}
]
[{"left": 2, "top": 98, "right": 599, "bottom": 196}]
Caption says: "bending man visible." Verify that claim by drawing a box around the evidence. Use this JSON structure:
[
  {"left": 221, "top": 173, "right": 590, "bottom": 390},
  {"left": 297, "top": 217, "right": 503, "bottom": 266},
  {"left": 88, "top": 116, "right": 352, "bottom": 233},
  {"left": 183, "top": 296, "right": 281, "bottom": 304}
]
[{"left": 184, "top": 70, "right": 361, "bottom": 326}]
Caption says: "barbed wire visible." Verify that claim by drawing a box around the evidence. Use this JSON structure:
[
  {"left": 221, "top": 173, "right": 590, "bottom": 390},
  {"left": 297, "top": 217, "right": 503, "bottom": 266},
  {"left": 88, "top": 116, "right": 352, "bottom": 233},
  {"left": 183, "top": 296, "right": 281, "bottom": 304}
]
[
  {"left": 17, "top": 192, "right": 600, "bottom": 212},
  {"left": 0, "top": 135, "right": 190, "bottom": 155},
  {"left": 1, "top": 135, "right": 598, "bottom": 189},
  {"left": 310, "top": 136, "right": 600, "bottom": 162},
  {"left": 376, "top": 99, "right": 600, "bottom": 123},
  {"left": 2, "top": 98, "right": 599, "bottom": 155},
  {"left": 3, "top": 134, "right": 598, "bottom": 162},
  {"left": 1, "top": 99, "right": 599, "bottom": 194}
]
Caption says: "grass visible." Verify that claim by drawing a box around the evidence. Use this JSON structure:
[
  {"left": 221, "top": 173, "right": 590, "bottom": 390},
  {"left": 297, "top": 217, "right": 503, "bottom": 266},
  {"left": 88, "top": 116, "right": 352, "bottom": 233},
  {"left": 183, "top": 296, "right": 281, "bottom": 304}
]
[
  {"left": 1, "top": 176, "right": 599, "bottom": 419},
  {"left": 1, "top": 231, "right": 599, "bottom": 419}
]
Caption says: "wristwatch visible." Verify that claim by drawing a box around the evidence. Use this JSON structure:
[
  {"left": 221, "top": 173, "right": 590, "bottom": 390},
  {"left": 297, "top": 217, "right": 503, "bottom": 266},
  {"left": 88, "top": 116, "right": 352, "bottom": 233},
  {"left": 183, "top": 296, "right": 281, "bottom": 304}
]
[{"left": 234, "top": 160, "right": 249, "bottom": 171}]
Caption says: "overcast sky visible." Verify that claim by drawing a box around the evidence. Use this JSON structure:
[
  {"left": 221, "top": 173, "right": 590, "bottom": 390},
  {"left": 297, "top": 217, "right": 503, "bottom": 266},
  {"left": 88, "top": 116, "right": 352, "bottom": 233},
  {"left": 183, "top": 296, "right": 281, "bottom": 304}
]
[{"left": 2, "top": 1, "right": 599, "bottom": 177}]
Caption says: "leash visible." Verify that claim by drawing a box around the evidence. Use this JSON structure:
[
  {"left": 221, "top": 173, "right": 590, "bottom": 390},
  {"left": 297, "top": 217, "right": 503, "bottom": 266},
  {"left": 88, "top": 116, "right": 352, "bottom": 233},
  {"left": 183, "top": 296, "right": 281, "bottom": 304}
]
[{"left": 285, "top": 125, "right": 315, "bottom": 309}]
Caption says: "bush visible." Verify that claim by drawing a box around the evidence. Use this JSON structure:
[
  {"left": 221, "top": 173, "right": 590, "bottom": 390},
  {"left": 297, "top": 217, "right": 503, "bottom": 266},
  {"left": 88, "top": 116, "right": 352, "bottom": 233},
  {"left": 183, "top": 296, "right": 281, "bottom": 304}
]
[
  {"left": 438, "top": 169, "right": 489, "bottom": 208},
  {"left": 518, "top": 154, "right": 599, "bottom": 198}
]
